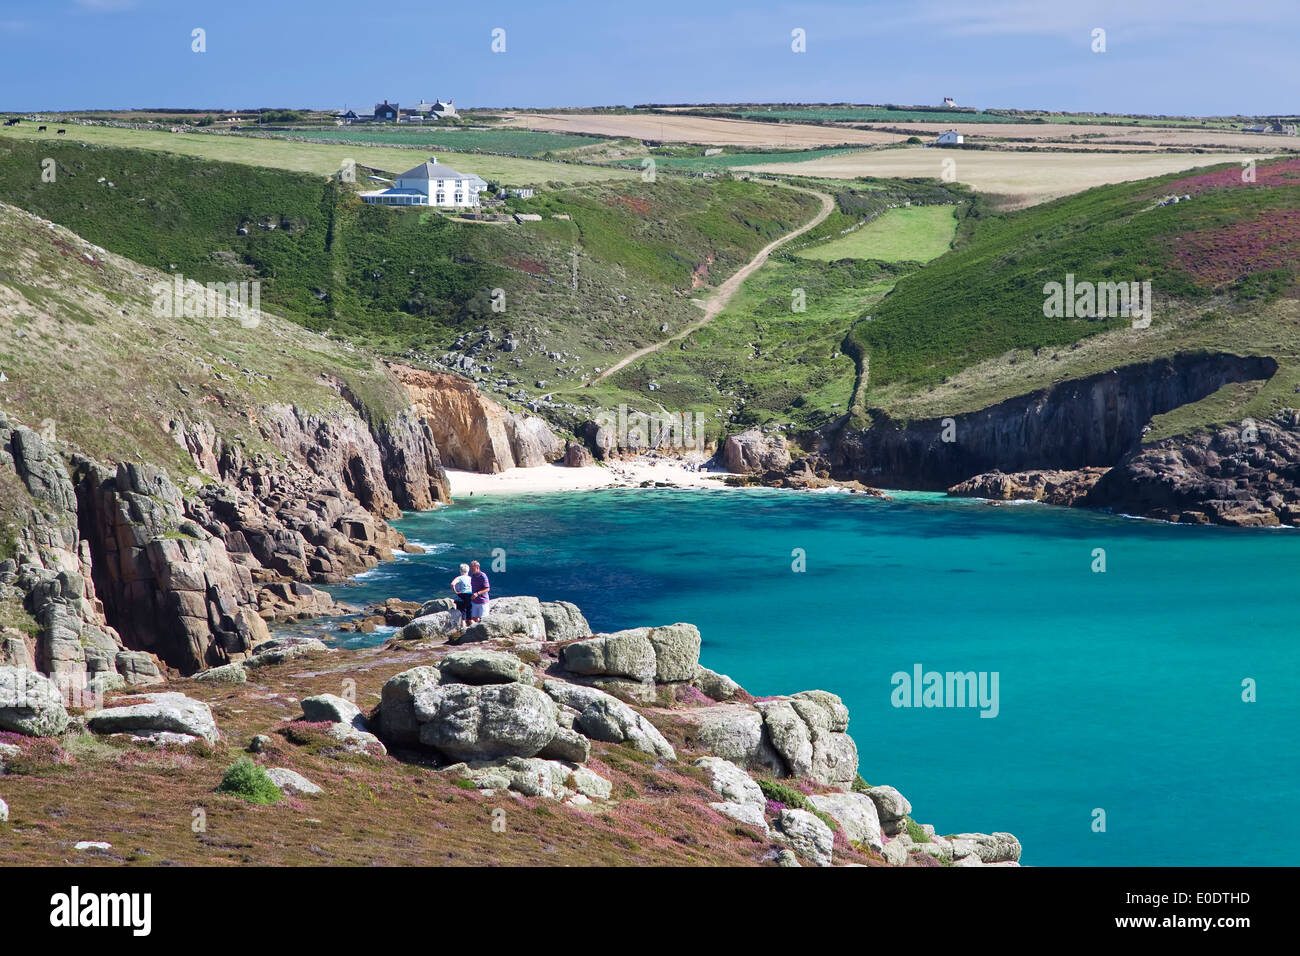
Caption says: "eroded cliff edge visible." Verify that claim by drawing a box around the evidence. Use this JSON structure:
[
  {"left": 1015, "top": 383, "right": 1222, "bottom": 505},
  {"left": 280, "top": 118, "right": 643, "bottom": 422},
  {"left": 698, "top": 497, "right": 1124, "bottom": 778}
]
[{"left": 733, "top": 351, "right": 1298, "bottom": 526}]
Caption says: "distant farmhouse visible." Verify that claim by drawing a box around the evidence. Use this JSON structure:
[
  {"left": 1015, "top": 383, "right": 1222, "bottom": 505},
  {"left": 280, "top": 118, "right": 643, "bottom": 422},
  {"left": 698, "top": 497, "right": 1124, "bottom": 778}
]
[
  {"left": 335, "top": 98, "right": 460, "bottom": 124},
  {"left": 1243, "top": 120, "right": 1297, "bottom": 135},
  {"left": 943, "top": 97, "right": 957, "bottom": 108},
  {"left": 408, "top": 98, "right": 459, "bottom": 121},
  {"left": 934, "top": 129, "right": 963, "bottom": 145},
  {"left": 360, "top": 157, "right": 487, "bottom": 207}
]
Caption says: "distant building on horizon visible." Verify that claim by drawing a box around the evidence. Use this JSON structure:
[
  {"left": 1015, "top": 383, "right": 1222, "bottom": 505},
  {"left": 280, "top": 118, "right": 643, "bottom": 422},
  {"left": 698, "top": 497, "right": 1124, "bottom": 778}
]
[
  {"left": 408, "top": 98, "right": 458, "bottom": 121},
  {"left": 943, "top": 97, "right": 957, "bottom": 108},
  {"left": 374, "top": 100, "right": 399, "bottom": 122},
  {"left": 935, "top": 129, "right": 963, "bottom": 145}
]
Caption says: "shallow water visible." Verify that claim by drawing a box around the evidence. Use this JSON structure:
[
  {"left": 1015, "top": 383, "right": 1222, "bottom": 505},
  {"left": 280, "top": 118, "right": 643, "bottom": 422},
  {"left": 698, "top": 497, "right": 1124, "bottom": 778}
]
[{"left": 308, "top": 487, "right": 1300, "bottom": 866}]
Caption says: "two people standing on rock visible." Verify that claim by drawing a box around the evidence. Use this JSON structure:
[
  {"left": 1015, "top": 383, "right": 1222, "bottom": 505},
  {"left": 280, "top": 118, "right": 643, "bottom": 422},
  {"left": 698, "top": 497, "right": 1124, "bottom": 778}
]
[{"left": 449, "top": 560, "right": 491, "bottom": 627}]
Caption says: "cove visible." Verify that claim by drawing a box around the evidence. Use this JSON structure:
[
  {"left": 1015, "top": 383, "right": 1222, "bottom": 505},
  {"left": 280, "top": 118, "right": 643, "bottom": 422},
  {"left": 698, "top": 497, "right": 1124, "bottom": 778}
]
[{"left": 309, "top": 487, "right": 1300, "bottom": 866}]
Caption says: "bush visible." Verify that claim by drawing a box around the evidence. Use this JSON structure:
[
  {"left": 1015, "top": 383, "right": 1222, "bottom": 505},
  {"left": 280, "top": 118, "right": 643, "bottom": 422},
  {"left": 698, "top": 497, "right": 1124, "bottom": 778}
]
[
  {"left": 903, "top": 816, "right": 931, "bottom": 843},
  {"left": 217, "top": 758, "right": 283, "bottom": 805},
  {"left": 851, "top": 774, "right": 872, "bottom": 793},
  {"left": 757, "top": 777, "right": 809, "bottom": 811}
]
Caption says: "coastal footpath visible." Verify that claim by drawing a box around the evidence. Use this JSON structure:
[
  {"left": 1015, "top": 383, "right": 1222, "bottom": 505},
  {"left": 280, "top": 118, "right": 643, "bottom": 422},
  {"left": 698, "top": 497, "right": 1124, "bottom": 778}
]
[{"left": 0, "top": 595, "right": 1021, "bottom": 867}]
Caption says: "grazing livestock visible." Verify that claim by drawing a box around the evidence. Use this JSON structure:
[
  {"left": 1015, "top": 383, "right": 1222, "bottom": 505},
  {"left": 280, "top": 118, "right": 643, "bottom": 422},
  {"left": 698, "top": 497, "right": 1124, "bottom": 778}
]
[
  {"left": 56, "top": 129, "right": 66, "bottom": 135},
  {"left": 38, "top": 125, "right": 47, "bottom": 131}
]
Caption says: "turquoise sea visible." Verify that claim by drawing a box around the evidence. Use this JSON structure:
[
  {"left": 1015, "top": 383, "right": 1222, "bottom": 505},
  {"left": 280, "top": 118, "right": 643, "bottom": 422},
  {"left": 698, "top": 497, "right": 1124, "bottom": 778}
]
[{"left": 308, "top": 488, "right": 1300, "bottom": 866}]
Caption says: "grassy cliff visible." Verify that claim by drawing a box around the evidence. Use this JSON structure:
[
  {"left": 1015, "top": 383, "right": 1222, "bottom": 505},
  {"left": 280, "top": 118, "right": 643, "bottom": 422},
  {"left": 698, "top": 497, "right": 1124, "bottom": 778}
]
[{"left": 847, "top": 158, "right": 1300, "bottom": 437}]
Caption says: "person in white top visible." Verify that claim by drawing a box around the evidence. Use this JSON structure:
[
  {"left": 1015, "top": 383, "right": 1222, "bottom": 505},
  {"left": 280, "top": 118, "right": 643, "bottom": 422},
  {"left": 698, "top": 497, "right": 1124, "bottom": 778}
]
[{"left": 450, "top": 563, "right": 473, "bottom": 627}]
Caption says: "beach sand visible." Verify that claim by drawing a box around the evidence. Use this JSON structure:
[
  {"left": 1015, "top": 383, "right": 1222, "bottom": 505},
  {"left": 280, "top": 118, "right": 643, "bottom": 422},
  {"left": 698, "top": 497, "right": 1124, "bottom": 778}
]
[{"left": 446, "top": 457, "right": 735, "bottom": 497}]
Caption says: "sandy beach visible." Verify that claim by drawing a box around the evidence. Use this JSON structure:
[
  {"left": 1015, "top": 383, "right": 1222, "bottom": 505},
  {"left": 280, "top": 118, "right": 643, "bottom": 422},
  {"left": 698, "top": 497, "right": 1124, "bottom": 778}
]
[{"left": 445, "top": 456, "right": 735, "bottom": 497}]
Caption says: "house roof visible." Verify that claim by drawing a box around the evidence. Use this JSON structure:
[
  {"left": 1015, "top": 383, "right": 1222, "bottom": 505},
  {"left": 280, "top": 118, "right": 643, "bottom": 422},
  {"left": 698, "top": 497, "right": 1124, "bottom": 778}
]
[{"left": 397, "top": 159, "right": 472, "bottom": 180}]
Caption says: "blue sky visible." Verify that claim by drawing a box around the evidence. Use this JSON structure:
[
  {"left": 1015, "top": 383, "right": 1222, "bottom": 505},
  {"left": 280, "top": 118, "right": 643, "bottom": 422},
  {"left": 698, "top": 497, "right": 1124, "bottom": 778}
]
[{"left": 1, "top": 0, "right": 1297, "bottom": 115}]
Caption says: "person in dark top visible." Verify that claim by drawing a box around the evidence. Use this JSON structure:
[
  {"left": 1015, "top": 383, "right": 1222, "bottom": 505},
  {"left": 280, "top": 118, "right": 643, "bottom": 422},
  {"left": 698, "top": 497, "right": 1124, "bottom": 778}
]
[
  {"left": 468, "top": 560, "right": 490, "bottom": 623},
  {"left": 450, "top": 563, "right": 473, "bottom": 627}
]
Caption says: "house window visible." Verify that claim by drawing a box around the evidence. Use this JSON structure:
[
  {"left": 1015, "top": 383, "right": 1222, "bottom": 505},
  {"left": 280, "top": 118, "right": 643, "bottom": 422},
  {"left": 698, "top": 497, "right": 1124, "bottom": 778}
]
[
  {"left": 437, "top": 180, "right": 444, "bottom": 188},
  {"left": 455, "top": 193, "right": 463, "bottom": 204},
  {"left": 436, "top": 192, "right": 445, "bottom": 203}
]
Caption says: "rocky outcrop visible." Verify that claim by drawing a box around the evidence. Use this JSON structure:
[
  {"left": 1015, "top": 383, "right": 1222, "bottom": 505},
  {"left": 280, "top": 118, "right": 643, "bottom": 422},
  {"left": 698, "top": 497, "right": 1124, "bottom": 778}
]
[
  {"left": 539, "top": 601, "right": 592, "bottom": 641},
  {"left": 1, "top": 417, "right": 155, "bottom": 691},
  {"left": 776, "top": 808, "right": 834, "bottom": 867},
  {"left": 865, "top": 785, "right": 913, "bottom": 836},
  {"left": 721, "top": 427, "right": 791, "bottom": 474},
  {"left": 558, "top": 623, "right": 702, "bottom": 686},
  {"left": 4, "top": 372, "right": 454, "bottom": 679},
  {"left": 755, "top": 691, "right": 859, "bottom": 788},
  {"left": 564, "top": 442, "right": 594, "bottom": 468},
  {"left": 1087, "top": 410, "right": 1300, "bottom": 526},
  {"left": 391, "top": 365, "right": 562, "bottom": 473},
  {"left": 948, "top": 467, "right": 1109, "bottom": 506},
  {"left": 807, "top": 791, "right": 883, "bottom": 851},
  {"left": 0, "top": 665, "right": 70, "bottom": 736},
  {"left": 415, "top": 682, "right": 559, "bottom": 761},
  {"left": 86, "top": 691, "right": 219, "bottom": 743},
  {"left": 542, "top": 679, "right": 676, "bottom": 759}
]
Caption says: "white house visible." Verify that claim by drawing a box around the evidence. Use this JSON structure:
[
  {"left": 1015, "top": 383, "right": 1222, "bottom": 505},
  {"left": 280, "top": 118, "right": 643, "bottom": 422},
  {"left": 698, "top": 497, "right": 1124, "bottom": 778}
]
[
  {"left": 943, "top": 97, "right": 957, "bottom": 108},
  {"left": 935, "top": 129, "right": 963, "bottom": 145},
  {"left": 360, "top": 157, "right": 486, "bottom": 207}
]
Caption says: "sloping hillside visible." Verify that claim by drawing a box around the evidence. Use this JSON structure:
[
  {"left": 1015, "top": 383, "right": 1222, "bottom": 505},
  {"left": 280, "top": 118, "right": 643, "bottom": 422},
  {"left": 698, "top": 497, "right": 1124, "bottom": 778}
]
[
  {"left": 850, "top": 157, "right": 1300, "bottom": 431},
  {"left": 0, "top": 138, "right": 821, "bottom": 416}
]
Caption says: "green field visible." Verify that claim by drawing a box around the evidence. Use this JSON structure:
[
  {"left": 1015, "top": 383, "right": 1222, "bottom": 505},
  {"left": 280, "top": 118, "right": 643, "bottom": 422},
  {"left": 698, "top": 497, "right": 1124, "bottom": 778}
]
[
  {"left": 796, "top": 205, "right": 957, "bottom": 263},
  {"left": 0, "top": 124, "right": 634, "bottom": 186},
  {"left": 252, "top": 126, "right": 608, "bottom": 157}
]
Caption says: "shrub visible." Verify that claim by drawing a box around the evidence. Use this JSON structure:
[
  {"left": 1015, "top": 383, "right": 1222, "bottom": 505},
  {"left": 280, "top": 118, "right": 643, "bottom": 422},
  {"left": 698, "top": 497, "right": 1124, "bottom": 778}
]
[
  {"left": 851, "top": 774, "right": 872, "bottom": 793},
  {"left": 903, "top": 816, "right": 931, "bottom": 844},
  {"left": 757, "top": 778, "right": 809, "bottom": 811},
  {"left": 217, "top": 758, "right": 283, "bottom": 805}
]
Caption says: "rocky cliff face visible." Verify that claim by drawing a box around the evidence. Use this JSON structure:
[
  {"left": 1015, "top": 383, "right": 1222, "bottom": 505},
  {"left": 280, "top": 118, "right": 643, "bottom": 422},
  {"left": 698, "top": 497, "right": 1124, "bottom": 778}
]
[
  {"left": 829, "top": 353, "right": 1278, "bottom": 491},
  {"left": 1, "top": 417, "right": 162, "bottom": 692},
  {"left": 392, "top": 365, "right": 563, "bottom": 473},
  {"left": 2, "top": 391, "right": 454, "bottom": 678},
  {"left": 1087, "top": 409, "right": 1300, "bottom": 526}
]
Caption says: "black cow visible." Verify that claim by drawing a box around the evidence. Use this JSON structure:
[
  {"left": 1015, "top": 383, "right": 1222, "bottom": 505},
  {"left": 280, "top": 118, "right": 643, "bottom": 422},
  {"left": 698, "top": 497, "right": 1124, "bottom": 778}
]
[
  {"left": 37, "top": 125, "right": 47, "bottom": 132},
  {"left": 56, "top": 129, "right": 66, "bottom": 135}
]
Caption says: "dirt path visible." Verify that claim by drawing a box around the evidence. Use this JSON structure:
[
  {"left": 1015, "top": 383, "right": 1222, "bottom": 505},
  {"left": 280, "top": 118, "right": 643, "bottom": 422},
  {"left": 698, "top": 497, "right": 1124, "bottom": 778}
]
[{"left": 588, "top": 183, "right": 835, "bottom": 386}]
